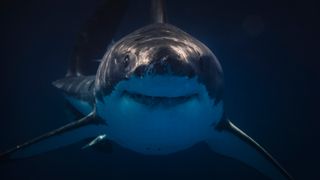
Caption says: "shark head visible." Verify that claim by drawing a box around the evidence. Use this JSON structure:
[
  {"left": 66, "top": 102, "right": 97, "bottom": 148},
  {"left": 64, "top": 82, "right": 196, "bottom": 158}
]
[{"left": 94, "top": 23, "right": 224, "bottom": 154}]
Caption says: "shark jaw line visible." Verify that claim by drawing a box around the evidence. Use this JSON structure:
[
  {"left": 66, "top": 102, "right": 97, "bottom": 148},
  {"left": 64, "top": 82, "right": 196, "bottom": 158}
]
[
  {"left": 111, "top": 75, "right": 202, "bottom": 108},
  {"left": 121, "top": 90, "right": 199, "bottom": 107}
]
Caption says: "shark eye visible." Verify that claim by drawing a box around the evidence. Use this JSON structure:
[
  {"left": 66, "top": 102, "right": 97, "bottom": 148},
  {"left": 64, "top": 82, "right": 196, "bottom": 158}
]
[{"left": 122, "top": 55, "right": 130, "bottom": 68}]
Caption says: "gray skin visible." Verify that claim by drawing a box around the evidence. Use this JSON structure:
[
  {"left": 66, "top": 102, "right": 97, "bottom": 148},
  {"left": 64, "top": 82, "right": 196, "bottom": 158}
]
[{"left": 94, "top": 23, "right": 223, "bottom": 104}]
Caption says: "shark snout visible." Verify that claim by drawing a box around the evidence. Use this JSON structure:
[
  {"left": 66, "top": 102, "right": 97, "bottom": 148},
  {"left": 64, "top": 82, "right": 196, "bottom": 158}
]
[{"left": 133, "top": 47, "right": 195, "bottom": 78}]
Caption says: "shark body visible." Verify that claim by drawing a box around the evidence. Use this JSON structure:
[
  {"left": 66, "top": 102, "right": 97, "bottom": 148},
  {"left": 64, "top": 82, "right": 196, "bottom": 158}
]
[{"left": 0, "top": 1, "right": 292, "bottom": 179}]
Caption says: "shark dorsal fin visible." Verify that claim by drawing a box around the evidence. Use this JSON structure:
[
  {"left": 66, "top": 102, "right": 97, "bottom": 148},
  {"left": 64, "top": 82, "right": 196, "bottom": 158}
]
[{"left": 151, "top": 0, "right": 167, "bottom": 23}]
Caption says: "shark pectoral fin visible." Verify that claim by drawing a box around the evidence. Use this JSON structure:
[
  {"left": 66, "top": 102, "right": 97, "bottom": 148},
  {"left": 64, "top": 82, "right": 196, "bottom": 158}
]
[
  {"left": 0, "top": 112, "right": 107, "bottom": 160},
  {"left": 206, "top": 120, "right": 292, "bottom": 180}
]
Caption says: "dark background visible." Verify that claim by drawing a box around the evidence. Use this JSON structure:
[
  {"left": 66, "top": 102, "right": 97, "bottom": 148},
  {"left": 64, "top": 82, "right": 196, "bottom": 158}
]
[{"left": 0, "top": 0, "right": 319, "bottom": 179}]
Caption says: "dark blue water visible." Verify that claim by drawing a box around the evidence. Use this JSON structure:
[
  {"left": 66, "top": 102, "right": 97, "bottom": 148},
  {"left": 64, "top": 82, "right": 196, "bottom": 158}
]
[{"left": 0, "top": 0, "right": 319, "bottom": 179}]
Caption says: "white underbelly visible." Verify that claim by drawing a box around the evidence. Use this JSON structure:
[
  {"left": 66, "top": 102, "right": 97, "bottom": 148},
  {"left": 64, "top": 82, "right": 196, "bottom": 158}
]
[{"left": 96, "top": 93, "right": 223, "bottom": 155}]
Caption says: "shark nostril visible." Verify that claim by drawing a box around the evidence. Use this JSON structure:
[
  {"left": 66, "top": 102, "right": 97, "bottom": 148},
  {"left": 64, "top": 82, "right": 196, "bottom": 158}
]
[
  {"left": 134, "top": 65, "right": 147, "bottom": 77},
  {"left": 199, "top": 57, "right": 206, "bottom": 72}
]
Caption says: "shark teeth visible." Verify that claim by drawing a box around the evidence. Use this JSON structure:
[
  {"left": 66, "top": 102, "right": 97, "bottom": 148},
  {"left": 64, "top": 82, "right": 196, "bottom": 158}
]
[{"left": 122, "top": 90, "right": 198, "bottom": 107}]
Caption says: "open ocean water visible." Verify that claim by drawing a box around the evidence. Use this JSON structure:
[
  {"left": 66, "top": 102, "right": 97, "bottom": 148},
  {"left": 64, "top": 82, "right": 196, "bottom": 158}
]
[{"left": 0, "top": 0, "right": 319, "bottom": 179}]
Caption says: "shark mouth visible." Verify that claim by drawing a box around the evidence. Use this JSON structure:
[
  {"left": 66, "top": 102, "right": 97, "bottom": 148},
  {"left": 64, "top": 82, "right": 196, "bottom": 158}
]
[{"left": 122, "top": 90, "right": 198, "bottom": 107}]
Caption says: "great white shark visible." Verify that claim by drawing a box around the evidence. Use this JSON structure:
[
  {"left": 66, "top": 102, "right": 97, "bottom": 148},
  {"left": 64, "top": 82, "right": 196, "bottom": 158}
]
[{"left": 0, "top": 0, "right": 292, "bottom": 179}]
